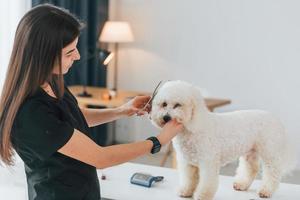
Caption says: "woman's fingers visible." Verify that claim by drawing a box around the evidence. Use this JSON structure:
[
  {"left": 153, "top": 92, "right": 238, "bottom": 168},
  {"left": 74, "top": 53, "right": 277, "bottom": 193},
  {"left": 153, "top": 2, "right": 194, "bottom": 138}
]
[
  {"left": 136, "top": 110, "right": 148, "bottom": 116},
  {"left": 133, "top": 96, "right": 151, "bottom": 108}
]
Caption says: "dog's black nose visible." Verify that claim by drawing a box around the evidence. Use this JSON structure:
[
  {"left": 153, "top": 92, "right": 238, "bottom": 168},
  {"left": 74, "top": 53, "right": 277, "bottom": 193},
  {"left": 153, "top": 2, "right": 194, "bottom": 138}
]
[{"left": 163, "top": 115, "right": 171, "bottom": 123}]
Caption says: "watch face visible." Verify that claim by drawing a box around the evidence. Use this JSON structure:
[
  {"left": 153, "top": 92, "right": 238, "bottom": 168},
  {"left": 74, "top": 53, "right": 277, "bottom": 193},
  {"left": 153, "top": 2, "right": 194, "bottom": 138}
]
[
  {"left": 152, "top": 146, "right": 161, "bottom": 154},
  {"left": 147, "top": 137, "right": 161, "bottom": 154}
]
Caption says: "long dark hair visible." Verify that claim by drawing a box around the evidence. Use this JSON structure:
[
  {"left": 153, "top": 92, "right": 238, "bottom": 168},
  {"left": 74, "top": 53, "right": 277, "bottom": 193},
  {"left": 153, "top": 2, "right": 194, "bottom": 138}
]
[{"left": 0, "top": 4, "right": 83, "bottom": 165}]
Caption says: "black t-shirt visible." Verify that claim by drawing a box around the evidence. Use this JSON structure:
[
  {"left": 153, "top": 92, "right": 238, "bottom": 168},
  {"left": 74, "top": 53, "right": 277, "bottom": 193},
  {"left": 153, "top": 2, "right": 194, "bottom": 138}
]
[{"left": 11, "top": 87, "right": 100, "bottom": 200}]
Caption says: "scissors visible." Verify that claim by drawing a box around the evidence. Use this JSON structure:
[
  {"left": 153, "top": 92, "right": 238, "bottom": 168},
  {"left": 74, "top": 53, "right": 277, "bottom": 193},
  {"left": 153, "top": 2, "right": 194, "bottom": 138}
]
[{"left": 141, "top": 80, "right": 163, "bottom": 111}]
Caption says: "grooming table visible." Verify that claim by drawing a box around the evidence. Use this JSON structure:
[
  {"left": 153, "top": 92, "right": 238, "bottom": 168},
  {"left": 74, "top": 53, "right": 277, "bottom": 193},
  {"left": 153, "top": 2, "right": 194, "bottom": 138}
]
[
  {"left": 1, "top": 161, "right": 299, "bottom": 199},
  {"left": 99, "top": 162, "right": 300, "bottom": 200}
]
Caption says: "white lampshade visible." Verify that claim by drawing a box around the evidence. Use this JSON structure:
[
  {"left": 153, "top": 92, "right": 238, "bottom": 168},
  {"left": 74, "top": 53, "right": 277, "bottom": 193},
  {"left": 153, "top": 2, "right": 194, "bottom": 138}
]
[{"left": 99, "top": 21, "right": 134, "bottom": 43}]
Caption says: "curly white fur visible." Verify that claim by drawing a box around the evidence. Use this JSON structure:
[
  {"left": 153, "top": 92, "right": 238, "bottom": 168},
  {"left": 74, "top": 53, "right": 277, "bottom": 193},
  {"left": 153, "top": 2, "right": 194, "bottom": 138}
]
[{"left": 150, "top": 80, "right": 296, "bottom": 200}]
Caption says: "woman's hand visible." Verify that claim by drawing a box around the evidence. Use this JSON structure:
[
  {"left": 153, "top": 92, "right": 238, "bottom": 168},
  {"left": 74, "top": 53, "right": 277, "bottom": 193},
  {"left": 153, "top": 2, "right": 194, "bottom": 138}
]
[
  {"left": 157, "top": 119, "right": 184, "bottom": 145},
  {"left": 118, "top": 95, "right": 151, "bottom": 117}
]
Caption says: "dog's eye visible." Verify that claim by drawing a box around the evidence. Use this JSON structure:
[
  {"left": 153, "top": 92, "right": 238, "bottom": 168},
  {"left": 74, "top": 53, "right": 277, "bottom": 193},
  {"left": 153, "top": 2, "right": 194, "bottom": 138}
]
[
  {"left": 174, "top": 103, "right": 182, "bottom": 108},
  {"left": 162, "top": 102, "right": 167, "bottom": 107}
]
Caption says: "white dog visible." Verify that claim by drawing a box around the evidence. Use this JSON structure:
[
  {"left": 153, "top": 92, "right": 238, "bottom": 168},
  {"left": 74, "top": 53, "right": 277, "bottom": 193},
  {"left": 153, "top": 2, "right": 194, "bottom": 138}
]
[{"left": 150, "top": 80, "right": 296, "bottom": 200}]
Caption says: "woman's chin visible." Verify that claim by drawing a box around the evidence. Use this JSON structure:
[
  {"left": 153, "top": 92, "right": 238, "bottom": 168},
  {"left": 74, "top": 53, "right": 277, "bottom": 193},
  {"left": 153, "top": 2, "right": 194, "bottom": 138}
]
[
  {"left": 63, "top": 69, "right": 69, "bottom": 74},
  {"left": 62, "top": 66, "right": 72, "bottom": 74}
]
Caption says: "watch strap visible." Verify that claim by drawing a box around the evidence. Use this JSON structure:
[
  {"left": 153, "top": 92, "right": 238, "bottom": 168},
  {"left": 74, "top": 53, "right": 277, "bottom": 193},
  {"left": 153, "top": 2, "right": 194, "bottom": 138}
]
[{"left": 146, "top": 136, "right": 161, "bottom": 154}]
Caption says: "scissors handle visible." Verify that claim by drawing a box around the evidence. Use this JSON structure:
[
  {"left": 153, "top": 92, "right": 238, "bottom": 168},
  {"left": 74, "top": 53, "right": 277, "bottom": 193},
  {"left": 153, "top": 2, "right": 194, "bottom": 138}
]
[{"left": 140, "top": 98, "right": 152, "bottom": 111}]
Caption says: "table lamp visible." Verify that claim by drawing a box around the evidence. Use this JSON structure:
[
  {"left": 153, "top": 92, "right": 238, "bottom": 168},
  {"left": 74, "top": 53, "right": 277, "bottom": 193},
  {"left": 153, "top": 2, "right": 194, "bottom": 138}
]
[{"left": 99, "top": 21, "right": 134, "bottom": 94}]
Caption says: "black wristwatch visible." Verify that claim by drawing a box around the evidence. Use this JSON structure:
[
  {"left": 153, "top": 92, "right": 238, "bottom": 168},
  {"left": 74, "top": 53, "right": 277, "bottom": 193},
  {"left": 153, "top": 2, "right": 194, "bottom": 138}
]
[{"left": 146, "top": 136, "right": 161, "bottom": 154}]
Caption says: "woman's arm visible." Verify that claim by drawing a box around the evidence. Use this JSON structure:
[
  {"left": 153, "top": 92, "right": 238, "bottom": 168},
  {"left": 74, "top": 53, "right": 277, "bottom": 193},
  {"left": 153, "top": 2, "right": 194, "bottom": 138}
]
[
  {"left": 81, "top": 107, "right": 124, "bottom": 127},
  {"left": 81, "top": 96, "right": 151, "bottom": 127},
  {"left": 58, "top": 120, "right": 183, "bottom": 169}
]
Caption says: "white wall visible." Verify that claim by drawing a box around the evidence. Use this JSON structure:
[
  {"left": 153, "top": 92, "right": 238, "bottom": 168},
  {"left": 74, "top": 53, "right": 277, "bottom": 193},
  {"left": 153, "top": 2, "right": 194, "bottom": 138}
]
[
  {"left": 110, "top": 0, "right": 300, "bottom": 167},
  {"left": 0, "top": 0, "right": 31, "bottom": 93}
]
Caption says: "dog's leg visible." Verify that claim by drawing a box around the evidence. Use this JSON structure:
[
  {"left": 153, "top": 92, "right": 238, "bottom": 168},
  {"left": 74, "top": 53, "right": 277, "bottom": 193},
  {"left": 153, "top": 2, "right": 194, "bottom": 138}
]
[
  {"left": 177, "top": 161, "right": 199, "bottom": 198},
  {"left": 233, "top": 151, "right": 259, "bottom": 191},
  {"left": 193, "top": 161, "right": 219, "bottom": 200},
  {"left": 258, "top": 159, "right": 281, "bottom": 198}
]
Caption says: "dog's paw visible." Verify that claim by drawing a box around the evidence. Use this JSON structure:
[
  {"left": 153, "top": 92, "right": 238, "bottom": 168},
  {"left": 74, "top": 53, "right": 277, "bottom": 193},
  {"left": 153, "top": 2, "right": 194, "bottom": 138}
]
[
  {"left": 193, "top": 195, "right": 213, "bottom": 200},
  {"left": 258, "top": 188, "right": 272, "bottom": 198},
  {"left": 233, "top": 181, "right": 250, "bottom": 191},
  {"left": 177, "top": 186, "right": 194, "bottom": 198},
  {"left": 193, "top": 192, "right": 214, "bottom": 200}
]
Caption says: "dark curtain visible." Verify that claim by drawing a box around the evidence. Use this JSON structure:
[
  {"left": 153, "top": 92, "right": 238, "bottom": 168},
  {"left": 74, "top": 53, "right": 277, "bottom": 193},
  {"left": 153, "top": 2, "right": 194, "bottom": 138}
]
[
  {"left": 32, "top": 0, "right": 111, "bottom": 146},
  {"left": 32, "top": 0, "right": 108, "bottom": 87}
]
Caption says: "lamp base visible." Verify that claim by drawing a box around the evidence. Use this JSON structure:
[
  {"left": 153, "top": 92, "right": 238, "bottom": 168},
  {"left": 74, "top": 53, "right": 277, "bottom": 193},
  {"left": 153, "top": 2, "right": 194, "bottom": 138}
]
[{"left": 77, "top": 90, "right": 92, "bottom": 98}]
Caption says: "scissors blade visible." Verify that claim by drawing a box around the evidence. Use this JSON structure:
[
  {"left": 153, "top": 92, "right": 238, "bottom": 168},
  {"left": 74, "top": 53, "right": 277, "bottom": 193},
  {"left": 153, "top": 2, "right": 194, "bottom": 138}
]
[{"left": 141, "top": 81, "right": 163, "bottom": 110}]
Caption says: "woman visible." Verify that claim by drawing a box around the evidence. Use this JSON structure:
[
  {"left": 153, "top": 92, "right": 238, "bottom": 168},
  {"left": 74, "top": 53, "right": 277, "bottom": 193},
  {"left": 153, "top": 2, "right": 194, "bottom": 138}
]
[{"left": 0, "top": 4, "right": 183, "bottom": 200}]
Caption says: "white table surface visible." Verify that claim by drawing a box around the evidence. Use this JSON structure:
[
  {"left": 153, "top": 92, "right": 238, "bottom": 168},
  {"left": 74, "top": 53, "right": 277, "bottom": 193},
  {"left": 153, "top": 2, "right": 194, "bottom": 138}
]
[
  {"left": 99, "top": 162, "right": 300, "bottom": 200},
  {"left": 1, "top": 161, "right": 300, "bottom": 200}
]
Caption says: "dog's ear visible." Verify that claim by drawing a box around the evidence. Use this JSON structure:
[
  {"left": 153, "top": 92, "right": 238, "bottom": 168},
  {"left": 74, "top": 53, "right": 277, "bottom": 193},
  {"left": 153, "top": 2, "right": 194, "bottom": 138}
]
[
  {"left": 190, "top": 85, "right": 208, "bottom": 114},
  {"left": 185, "top": 85, "right": 209, "bottom": 132}
]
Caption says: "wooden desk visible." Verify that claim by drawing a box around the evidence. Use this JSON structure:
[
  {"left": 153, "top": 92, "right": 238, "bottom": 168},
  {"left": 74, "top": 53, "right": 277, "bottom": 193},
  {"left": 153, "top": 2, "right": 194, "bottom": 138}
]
[
  {"left": 68, "top": 86, "right": 231, "bottom": 111},
  {"left": 68, "top": 86, "right": 147, "bottom": 108}
]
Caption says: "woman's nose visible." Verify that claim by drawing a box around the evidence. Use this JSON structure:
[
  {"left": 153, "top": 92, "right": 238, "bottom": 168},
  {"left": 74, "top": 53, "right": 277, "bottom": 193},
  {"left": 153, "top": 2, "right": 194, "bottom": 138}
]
[
  {"left": 73, "top": 49, "right": 80, "bottom": 61},
  {"left": 76, "top": 53, "right": 80, "bottom": 60}
]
